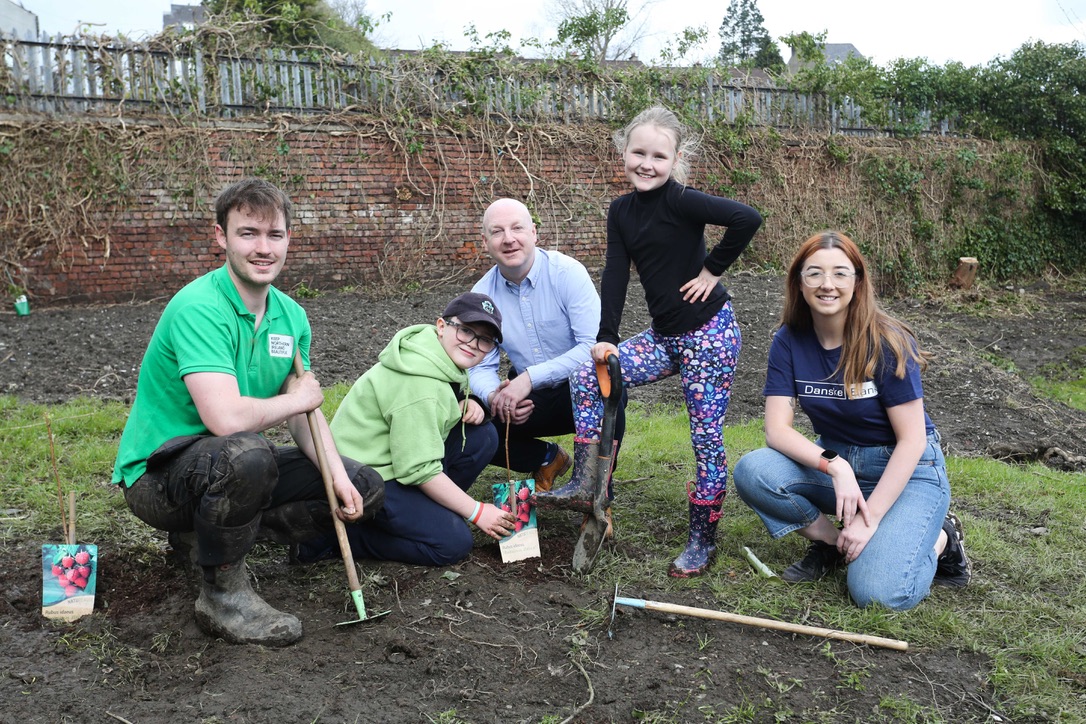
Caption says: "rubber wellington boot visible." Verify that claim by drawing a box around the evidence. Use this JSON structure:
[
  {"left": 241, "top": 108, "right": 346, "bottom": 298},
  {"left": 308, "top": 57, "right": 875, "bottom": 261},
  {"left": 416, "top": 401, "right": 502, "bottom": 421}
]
[
  {"left": 532, "top": 440, "right": 599, "bottom": 512},
  {"left": 194, "top": 559, "right": 303, "bottom": 646},
  {"left": 667, "top": 486, "right": 725, "bottom": 578}
]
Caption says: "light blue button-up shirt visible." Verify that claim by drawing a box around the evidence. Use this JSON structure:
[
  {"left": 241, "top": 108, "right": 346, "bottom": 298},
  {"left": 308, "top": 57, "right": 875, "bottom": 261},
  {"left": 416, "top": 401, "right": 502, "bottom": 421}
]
[{"left": 469, "top": 249, "right": 600, "bottom": 410}]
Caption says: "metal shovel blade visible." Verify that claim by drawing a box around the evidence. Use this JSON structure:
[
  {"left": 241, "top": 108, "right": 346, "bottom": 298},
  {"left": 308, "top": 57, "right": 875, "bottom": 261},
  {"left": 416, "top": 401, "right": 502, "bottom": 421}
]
[{"left": 572, "top": 515, "right": 608, "bottom": 574}]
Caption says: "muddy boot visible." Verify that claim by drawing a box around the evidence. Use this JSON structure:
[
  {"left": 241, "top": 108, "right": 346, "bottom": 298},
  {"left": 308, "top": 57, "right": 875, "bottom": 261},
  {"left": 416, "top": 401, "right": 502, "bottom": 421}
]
[
  {"left": 192, "top": 511, "right": 302, "bottom": 646},
  {"left": 532, "top": 440, "right": 599, "bottom": 512},
  {"left": 194, "top": 559, "right": 303, "bottom": 646},
  {"left": 667, "top": 486, "right": 725, "bottom": 578}
]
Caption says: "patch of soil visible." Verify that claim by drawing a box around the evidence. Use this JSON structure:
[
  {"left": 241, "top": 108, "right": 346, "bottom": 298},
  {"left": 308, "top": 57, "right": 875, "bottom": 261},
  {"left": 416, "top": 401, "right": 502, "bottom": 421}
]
[{"left": 1, "top": 271, "right": 1084, "bottom": 723}]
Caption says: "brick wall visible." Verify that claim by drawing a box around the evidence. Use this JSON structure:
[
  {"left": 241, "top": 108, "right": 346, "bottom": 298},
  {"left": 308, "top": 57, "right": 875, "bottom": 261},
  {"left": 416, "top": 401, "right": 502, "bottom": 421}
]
[{"left": 19, "top": 120, "right": 624, "bottom": 306}]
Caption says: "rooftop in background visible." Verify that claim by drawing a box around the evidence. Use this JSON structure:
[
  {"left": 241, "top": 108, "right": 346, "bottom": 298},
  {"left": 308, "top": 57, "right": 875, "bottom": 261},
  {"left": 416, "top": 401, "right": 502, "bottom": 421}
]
[
  {"left": 162, "top": 3, "right": 204, "bottom": 30},
  {"left": 787, "top": 43, "right": 866, "bottom": 75},
  {"left": 0, "top": 0, "right": 38, "bottom": 39}
]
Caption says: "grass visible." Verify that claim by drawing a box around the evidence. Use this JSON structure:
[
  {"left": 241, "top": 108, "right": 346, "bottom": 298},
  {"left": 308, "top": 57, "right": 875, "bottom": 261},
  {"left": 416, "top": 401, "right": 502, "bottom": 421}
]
[
  {"left": 479, "top": 400, "right": 1086, "bottom": 722},
  {"left": 2, "top": 394, "right": 1085, "bottom": 721},
  {"left": 1031, "top": 345, "right": 1086, "bottom": 411}
]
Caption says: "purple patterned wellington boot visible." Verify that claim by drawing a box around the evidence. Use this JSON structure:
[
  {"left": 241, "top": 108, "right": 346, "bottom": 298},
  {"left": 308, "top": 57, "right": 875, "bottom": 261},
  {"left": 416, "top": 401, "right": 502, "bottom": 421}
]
[{"left": 668, "top": 484, "right": 725, "bottom": 578}]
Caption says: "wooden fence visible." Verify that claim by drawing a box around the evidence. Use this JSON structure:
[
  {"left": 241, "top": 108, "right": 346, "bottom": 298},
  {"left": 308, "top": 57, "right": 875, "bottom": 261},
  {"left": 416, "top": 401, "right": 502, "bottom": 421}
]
[{"left": 0, "top": 33, "right": 954, "bottom": 135}]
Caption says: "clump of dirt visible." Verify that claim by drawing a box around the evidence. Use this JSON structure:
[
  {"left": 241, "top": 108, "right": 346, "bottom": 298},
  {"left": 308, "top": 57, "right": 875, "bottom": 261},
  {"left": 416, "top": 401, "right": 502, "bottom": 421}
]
[{"left": 0, "top": 271, "right": 1083, "bottom": 722}]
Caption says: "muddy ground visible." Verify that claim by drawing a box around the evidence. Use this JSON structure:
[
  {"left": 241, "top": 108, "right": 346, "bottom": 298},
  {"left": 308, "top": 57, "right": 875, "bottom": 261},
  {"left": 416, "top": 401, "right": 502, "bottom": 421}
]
[{"left": 1, "top": 271, "right": 1084, "bottom": 723}]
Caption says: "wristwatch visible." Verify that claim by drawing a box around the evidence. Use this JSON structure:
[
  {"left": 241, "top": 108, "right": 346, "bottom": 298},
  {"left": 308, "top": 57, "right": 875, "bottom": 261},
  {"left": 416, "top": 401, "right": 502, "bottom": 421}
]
[{"left": 818, "top": 449, "right": 839, "bottom": 474}]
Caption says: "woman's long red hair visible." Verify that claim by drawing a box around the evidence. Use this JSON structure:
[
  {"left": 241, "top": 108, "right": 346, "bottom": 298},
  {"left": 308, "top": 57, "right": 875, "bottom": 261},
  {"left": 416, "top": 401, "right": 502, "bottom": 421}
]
[{"left": 781, "top": 231, "right": 928, "bottom": 397}]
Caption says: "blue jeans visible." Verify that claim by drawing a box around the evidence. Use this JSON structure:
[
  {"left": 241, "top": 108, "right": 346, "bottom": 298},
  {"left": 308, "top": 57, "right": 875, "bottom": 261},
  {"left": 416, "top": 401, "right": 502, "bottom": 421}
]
[{"left": 732, "top": 432, "right": 950, "bottom": 610}]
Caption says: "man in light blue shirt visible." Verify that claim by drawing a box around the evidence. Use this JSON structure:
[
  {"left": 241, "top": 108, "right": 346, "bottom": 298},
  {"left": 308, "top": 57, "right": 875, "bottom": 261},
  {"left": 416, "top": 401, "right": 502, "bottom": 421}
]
[{"left": 470, "top": 198, "right": 626, "bottom": 490}]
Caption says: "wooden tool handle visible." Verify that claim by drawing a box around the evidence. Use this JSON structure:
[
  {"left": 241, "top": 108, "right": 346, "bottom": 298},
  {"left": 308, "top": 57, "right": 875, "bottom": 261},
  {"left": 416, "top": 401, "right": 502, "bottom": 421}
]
[
  {"left": 616, "top": 597, "right": 908, "bottom": 651},
  {"left": 292, "top": 352, "right": 362, "bottom": 592}
]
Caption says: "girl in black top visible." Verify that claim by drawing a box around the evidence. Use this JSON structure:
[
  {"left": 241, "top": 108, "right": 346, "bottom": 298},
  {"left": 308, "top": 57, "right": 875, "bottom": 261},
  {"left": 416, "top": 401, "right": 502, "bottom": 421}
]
[{"left": 536, "top": 106, "right": 762, "bottom": 577}]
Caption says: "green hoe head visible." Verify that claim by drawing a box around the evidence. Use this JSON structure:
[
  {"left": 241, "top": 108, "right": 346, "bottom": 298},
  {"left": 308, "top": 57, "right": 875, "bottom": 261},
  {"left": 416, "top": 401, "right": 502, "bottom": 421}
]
[{"left": 336, "top": 589, "right": 390, "bottom": 626}]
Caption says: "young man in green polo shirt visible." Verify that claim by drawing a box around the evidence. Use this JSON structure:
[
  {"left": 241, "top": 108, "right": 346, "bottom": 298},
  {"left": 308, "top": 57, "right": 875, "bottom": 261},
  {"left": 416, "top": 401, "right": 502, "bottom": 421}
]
[{"left": 112, "top": 178, "right": 383, "bottom": 647}]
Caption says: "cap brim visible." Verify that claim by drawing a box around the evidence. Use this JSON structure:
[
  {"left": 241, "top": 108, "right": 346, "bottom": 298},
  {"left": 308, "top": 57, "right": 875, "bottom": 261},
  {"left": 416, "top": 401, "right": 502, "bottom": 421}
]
[{"left": 457, "top": 314, "right": 502, "bottom": 342}]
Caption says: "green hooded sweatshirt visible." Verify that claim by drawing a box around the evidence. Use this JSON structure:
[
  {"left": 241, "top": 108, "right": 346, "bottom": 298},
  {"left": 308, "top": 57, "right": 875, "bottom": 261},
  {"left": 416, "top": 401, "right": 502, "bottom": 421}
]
[{"left": 330, "top": 324, "right": 468, "bottom": 486}]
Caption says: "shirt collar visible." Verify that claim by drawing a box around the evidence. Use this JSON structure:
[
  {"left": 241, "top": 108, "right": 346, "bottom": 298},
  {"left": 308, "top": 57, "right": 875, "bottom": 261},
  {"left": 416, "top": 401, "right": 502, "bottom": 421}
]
[
  {"left": 212, "top": 265, "right": 281, "bottom": 321},
  {"left": 505, "top": 248, "right": 546, "bottom": 290}
]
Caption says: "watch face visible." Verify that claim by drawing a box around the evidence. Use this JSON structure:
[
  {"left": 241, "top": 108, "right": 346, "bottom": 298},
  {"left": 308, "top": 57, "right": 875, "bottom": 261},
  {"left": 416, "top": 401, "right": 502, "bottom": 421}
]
[{"left": 821, "top": 450, "right": 839, "bottom": 461}]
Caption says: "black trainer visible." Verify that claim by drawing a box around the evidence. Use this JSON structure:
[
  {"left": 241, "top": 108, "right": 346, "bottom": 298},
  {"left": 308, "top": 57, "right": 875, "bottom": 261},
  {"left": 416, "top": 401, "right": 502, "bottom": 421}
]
[
  {"left": 781, "top": 540, "right": 845, "bottom": 583},
  {"left": 934, "top": 512, "right": 972, "bottom": 587}
]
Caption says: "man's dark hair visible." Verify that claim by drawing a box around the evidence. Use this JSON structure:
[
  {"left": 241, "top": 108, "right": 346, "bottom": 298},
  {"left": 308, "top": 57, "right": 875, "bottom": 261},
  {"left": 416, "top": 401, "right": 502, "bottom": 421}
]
[{"left": 214, "top": 178, "right": 293, "bottom": 232}]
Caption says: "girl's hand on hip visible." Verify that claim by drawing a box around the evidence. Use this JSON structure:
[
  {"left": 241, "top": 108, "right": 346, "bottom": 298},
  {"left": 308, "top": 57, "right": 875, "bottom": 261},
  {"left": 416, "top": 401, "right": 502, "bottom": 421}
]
[{"left": 680, "top": 267, "right": 722, "bottom": 303}]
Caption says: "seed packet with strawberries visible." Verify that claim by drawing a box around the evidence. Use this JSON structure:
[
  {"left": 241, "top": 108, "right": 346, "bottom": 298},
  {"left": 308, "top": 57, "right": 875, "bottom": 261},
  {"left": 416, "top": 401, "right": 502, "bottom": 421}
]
[
  {"left": 491, "top": 478, "right": 541, "bottom": 563},
  {"left": 41, "top": 543, "right": 98, "bottom": 621}
]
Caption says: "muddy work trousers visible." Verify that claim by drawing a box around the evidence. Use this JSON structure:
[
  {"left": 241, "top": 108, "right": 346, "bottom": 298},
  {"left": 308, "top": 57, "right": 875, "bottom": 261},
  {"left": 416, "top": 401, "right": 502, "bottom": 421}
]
[{"left": 123, "top": 432, "right": 384, "bottom": 568}]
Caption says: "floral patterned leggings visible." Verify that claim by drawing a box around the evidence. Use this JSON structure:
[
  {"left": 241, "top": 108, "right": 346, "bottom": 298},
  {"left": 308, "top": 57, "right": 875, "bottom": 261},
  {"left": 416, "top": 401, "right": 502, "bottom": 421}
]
[{"left": 571, "top": 303, "right": 741, "bottom": 502}]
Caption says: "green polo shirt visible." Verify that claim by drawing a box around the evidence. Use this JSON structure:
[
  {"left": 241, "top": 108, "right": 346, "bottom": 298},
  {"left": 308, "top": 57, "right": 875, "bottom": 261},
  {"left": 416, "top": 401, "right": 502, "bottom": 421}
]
[{"left": 111, "top": 266, "right": 311, "bottom": 487}]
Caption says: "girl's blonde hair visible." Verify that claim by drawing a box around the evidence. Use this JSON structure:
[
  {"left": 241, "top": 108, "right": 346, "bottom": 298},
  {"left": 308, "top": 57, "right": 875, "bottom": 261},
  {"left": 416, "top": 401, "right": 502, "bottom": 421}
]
[
  {"left": 613, "top": 106, "right": 699, "bottom": 185},
  {"left": 782, "top": 230, "right": 929, "bottom": 397}
]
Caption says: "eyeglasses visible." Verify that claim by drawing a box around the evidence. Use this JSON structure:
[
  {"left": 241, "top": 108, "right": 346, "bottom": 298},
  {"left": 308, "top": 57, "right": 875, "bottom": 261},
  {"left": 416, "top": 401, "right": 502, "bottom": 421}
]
[
  {"left": 799, "top": 270, "right": 858, "bottom": 288},
  {"left": 444, "top": 319, "right": 498, "bottom": 351}
]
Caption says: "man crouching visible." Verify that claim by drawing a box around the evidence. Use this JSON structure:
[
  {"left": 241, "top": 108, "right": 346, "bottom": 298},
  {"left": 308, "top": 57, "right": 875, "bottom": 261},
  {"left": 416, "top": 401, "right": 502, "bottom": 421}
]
[{"left": 111, "top": 178, "right": 383, "bottom": 646}]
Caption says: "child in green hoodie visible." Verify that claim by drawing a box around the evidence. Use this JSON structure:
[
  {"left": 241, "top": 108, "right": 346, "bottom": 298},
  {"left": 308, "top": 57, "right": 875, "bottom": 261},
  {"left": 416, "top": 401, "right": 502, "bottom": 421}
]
[{"left": 299, "top": 292, "right": 516, "bottom": 566}]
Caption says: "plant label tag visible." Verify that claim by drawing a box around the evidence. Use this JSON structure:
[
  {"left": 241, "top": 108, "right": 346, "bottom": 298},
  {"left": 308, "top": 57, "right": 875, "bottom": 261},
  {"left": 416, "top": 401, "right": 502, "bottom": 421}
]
[
  {"left": 41, "top": 543, "right": 98, "bottom": 621},
  {"left": 492, "top": 478, "right": 541, "bottom": 563}
]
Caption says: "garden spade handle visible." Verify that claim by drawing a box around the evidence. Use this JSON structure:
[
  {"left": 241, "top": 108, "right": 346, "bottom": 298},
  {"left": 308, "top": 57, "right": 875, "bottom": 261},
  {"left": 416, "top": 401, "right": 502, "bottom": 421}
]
[{"left": 292, "top": 352, "right": 369, "bottom": 620}]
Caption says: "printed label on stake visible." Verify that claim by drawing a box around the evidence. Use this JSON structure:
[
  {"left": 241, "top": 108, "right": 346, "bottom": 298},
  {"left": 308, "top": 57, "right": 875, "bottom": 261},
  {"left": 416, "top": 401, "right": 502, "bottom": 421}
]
[
  {"left": 41, "top": 543, "right": 98, "bottom": 621},
  {"left": 491, "top": 478, "right": 541, "bottom": 563}
]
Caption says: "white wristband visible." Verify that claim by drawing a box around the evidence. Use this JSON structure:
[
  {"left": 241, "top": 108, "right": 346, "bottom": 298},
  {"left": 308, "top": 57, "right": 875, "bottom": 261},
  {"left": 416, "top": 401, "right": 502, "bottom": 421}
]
[{"left": 465, "top": 502, "right": 482, "bottom": 523}]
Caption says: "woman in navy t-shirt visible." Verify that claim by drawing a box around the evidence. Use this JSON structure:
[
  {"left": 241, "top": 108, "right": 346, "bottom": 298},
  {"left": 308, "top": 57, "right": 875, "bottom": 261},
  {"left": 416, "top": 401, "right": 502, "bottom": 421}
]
[{"left": 733, "top": 231, "right": 971, "bottom": 610}]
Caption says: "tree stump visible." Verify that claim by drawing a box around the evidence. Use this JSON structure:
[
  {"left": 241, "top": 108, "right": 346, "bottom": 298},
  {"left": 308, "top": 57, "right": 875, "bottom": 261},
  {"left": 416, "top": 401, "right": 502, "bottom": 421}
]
[{"left": 950, "top": 257, "right": 979, "bottom": 289}]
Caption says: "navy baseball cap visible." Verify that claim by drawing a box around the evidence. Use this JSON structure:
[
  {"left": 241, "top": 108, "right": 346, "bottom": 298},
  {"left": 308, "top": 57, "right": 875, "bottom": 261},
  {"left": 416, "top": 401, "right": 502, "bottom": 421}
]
[{"left": 442, "top": 292, "right": 503, "bottom": 342}]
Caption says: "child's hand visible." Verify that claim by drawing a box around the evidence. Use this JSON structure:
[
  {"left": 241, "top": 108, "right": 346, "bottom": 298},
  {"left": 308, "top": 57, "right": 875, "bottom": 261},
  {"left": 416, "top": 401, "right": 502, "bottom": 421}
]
[
  {"left": 476, "top": 503, "right": 515, "bottom": 540},
  {"left": 461, "top": 398, "right": 485, "bottom": 425},
  {"left": 592, "top": 342, "right": 619, "bottom": 364},
  {"left": 680, "top": 267, "right": 722, "bottom": 303}
]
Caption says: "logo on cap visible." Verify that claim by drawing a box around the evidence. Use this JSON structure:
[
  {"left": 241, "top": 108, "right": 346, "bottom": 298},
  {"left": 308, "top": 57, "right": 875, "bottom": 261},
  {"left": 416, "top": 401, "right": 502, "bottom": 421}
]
[{"left": 482, "top": 300, "right": 495, "bottom": 314}]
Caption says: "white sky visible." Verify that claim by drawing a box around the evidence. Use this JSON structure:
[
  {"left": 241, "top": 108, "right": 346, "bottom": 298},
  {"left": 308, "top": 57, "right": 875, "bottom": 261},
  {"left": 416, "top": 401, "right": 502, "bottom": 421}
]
[{"left": 15, "top": 0, "right": 1086, "bottom": 67}]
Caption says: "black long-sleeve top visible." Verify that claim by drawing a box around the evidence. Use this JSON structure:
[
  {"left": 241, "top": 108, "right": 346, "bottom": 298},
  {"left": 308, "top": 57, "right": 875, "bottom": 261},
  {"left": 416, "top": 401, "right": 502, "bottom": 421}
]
[{"left": 598, "top": 178, "right": 762, "bottom": 344}]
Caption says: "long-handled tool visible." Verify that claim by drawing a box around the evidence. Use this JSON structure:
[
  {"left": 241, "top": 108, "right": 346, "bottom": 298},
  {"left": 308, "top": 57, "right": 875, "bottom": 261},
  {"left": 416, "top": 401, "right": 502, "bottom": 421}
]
[
  {"left": 293, "top": 352, "right": 388, "bottom": 625},
  {"left": 608, "top": 586, "right": 907, "bottom": 651},
  {"left": 572, "top": 353, "right": 623, "bottom": 574}
]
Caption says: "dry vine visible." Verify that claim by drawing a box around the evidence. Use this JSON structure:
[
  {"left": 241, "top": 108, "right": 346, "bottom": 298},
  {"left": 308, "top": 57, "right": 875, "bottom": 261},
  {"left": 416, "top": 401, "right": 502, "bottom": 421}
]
[{"left": 0, "top": 21, "right": 1047, "bottom": 297}]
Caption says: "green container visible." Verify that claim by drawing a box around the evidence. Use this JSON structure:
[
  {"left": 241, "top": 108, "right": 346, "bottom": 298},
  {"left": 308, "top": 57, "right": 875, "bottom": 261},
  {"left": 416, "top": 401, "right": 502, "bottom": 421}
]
[{"left": 13, "top": 294, "right": 29, "bottom": 316}]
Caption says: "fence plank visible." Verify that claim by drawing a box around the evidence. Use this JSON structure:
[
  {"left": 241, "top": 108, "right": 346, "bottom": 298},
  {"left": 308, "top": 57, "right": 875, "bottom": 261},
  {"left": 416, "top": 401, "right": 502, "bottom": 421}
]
[{"left": 0, "top": 35, "right": 961, "bottom": 135}]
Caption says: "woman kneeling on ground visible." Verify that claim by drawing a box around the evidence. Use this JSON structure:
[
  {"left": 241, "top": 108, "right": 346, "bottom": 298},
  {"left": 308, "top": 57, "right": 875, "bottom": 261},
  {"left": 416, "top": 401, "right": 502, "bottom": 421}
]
[{"left": 732, "top": 231, "right": 970, "bottom": 610}]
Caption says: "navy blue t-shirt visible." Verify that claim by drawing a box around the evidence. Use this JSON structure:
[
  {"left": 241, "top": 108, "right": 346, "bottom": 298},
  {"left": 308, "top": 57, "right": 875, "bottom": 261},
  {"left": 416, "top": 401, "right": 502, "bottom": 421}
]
[{"left": 764, "top": 326, "right": 935, "bottom": 447}]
